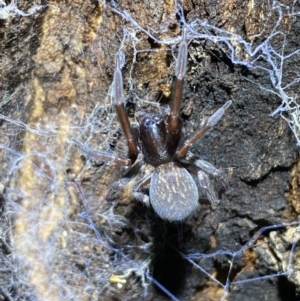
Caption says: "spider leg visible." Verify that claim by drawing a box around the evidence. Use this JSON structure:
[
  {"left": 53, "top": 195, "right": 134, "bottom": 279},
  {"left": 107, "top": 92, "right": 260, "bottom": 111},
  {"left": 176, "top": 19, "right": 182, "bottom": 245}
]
[
  {"left": 106, "top": 161, "right": 144, "bottom": 201},
  {"left": 194, "top": 158, "right": 228, "bottom": 188},
  {"left": 176, "top": 100, "right": 232, "bottom": 158},
  {"left": 197, "top": 169, "right": 219, "bottom": 208},
  {"left": 185, "top": 152, "right": 228, "bottom": 188},
  {"left": 106, "top": 177, "right": 133, "bottom": 202},
  {"left": 113, "top": 54, "right": 139, "bottom": 163},
  {"left": 168, "top": 27, "right": 188, "bottom": 134},
  {"left": 132, "top": 173, "right": 152, "bottom": 207},
  {"left": 72, "top": 138, "right": 131, "bottom": 166}
]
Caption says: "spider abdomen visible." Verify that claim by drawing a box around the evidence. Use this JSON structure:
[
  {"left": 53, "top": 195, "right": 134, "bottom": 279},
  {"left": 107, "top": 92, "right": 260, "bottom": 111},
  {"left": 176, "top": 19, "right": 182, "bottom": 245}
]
[{"left": 149, "top": 162, "right": 199, "bottom": 221}]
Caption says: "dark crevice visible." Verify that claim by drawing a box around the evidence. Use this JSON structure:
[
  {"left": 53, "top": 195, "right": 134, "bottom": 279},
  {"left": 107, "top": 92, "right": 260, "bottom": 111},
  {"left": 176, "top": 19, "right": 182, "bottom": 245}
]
[
  {"left": 150, "top": 223, "right": 193, "bottom": 299},
  {"left": 209, "top": 49, "right": 235, "bottom": 73},
  {"left": 278, "top": 276, "right": 297, "bottom": 301},
  {"left": 147, "top": 36, "right": 161, "bottom": 49},
  {"left": 214, "top": 258, "right": 243, "bottom": 285}
]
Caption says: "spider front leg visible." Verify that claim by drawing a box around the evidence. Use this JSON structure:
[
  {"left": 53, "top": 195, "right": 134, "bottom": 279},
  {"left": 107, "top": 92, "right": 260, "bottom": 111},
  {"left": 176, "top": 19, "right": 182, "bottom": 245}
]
[
  {"left": 176, "top": 100, "right": 232, "bottom": 159},
  {"left": 167, "top": 27, "right": 188, "bottom": 134},
  {"left": 113, "top": 54, "right": 139, "bottom": 163},
  {"left": 73, "top": 55, "right": 139, "bottom": 166}
]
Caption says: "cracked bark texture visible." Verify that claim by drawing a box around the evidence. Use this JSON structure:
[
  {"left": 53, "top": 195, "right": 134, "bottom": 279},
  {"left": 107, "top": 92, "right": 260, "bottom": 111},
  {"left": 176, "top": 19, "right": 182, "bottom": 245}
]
[{"left": 0, "top": 1, "right": 299, "bottom": 301}]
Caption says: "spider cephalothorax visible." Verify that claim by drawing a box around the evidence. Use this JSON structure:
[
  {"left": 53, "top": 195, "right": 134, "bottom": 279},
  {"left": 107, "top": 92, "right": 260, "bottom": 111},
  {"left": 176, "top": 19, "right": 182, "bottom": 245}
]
[
  {"left": 136, "top": 112, "right": 183, "bottom": 167},
  {"left": 74, "top": 27, "right": 231, "bottom": 221}
]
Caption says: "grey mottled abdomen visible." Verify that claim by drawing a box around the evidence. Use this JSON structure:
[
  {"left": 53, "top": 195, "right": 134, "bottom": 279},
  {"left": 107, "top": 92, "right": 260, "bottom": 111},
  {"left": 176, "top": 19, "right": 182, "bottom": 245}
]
[{"left": 149, "top": 162, "right": 199, "bottom": 221}]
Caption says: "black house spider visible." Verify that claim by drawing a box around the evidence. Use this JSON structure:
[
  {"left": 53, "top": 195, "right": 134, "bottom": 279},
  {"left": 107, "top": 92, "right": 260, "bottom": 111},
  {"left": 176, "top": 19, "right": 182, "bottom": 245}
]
[{"left": 74, "top": 28, "right": 231, "bottom": 221}]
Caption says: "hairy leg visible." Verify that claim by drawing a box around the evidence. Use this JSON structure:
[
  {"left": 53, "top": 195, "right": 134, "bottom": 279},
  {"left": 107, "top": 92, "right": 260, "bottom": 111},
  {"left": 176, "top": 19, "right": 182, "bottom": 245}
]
[
  {"left": 176, "top": 100, "right": 232, "bottom": 158},
  {"left": 131, "top": 173, "right": 152, "bottom": 206},
  {"left": 73, "top": 138, "right": 131, "bottom": 166},
  {"left": 167, "top": 27, "right": 188, "bottom": 134},
  {"left": 106, "top": 161, "right": 144, "bottom": 202},
  {"left": 185, "top": 152, "right": 228, "bottom": 188},
  {"left": 113, "top": 54, "right": 139, "bottom": 163},
  {"left": 197, "top": 169, "right": 219, "bottom": 208}
]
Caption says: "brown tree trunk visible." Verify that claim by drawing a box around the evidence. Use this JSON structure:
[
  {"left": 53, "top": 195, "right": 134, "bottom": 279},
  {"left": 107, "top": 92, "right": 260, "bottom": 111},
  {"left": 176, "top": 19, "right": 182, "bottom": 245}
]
[{"left": 0, "top": 1, "right": 299, "bottom": 300}]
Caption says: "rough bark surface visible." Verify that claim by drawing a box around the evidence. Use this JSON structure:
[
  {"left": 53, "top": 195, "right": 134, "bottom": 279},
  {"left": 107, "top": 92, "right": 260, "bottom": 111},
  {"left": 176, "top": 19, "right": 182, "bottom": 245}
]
[{"left": 0, "top": 1, "right": 300, "bottom": 301}]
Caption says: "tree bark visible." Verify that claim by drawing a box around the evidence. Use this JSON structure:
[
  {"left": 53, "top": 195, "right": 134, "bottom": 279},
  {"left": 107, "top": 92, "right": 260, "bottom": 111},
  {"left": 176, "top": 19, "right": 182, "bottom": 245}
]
[{"left": 0, "top": 1, "right": 299, "bottom": 300}]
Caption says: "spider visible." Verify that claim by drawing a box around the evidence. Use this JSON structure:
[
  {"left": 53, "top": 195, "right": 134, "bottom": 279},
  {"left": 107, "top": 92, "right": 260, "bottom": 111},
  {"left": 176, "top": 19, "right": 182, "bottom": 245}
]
[{"left": 74, "top": 27, "right": 231, "bottom": 221}]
